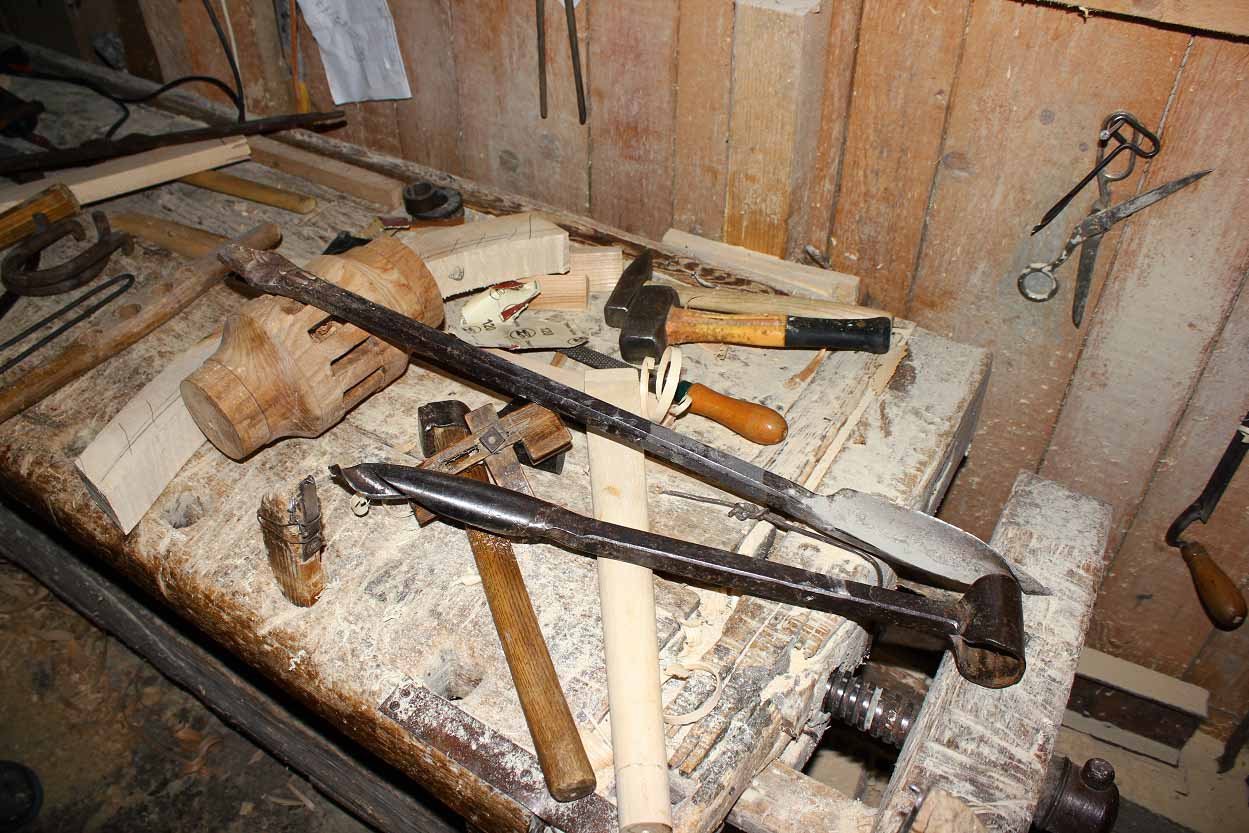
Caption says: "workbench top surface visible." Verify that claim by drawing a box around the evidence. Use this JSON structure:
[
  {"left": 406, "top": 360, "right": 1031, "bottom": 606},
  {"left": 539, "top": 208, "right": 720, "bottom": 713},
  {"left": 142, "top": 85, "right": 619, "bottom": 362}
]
[{"left": 0, "top": 77, "right": 1100, "bottom": 833}]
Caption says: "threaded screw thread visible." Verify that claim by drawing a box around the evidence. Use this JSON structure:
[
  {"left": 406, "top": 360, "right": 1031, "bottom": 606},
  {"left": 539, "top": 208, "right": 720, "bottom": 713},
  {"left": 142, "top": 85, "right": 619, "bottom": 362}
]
[{"left": 825, "top": 669, "right": 918, "bottom": 748}]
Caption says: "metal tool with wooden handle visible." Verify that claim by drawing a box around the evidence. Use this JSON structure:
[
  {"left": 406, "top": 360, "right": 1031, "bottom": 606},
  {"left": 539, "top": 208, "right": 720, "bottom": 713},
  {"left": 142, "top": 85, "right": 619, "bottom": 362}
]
[
  {"left": 0, "top": 183, "right": 80, "bottom": 248},
  {"left": 419, "top": 400, "right": 595, "bottom": 802},
  {"left": 0, "top": 222, "right": 282, "bottom": 424}
]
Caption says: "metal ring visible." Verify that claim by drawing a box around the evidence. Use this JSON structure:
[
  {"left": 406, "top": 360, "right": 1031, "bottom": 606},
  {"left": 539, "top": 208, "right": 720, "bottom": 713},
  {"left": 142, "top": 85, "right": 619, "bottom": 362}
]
[{"left": 1018, "top": 268, "right": 1058, "bottom": 303}]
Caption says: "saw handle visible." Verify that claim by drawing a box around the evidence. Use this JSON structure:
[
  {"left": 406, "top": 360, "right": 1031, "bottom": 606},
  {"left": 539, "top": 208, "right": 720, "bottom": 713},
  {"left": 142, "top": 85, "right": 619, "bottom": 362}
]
[
  {"left": 664, "top": 308, "right": 892, "bottom": 354},
  {"left": 682, "top": 383, "right": 788, "bottom": 445},
  {"left": 1181, "top": 542, "right": 1247, "bottom": 631}
]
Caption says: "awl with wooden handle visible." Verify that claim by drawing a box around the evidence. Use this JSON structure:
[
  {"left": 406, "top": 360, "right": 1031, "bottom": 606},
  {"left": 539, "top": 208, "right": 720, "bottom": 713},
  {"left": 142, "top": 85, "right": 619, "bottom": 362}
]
[
  {"left": 420, "top": 400, "right": 596, "bottom": 802},
  {"left": 559, "top": 342, "right": 788, "bottom": 445},
  {"left": 0, "top": 222, "right": 282, "bottom": 424}
]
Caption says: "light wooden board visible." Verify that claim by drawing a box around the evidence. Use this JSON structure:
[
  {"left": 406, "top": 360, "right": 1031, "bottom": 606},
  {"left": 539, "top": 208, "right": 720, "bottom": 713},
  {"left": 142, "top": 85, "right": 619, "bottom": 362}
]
[
  {"left": 723, "top": 0, "right": 830, "bottom": 258},
  {"left": 392, "top": 0, "right": 462, "bottom": 175},
  {"left": 0, "top": 136, "right": 249, "bottom": 212},
  {"left": 663, "top": 229, "right": 860, "bottom": 302},
  {"left": 570, "top": 245, "right": 624, "bottom": 294},
  {"left": 670, "top": 0, "right": 735, "bottom": 240},
  {"left": 449, "top": 0, "right": 589, "bottom": 215},
  {"left": 1040, "top": 36, "right": 1248, "bottom": 556},
  {"left": 248, "top": 135, "right": 405, "bottom": 209},
  {"left": 587, "top": 0, "right": 680, "bottom": 238},
  {"left": 903, "top": 4, "right": 1188, "bottom": 542},
  {"left": 826, "top": 0, "right": 968, "bottom": 312},
  {"left": 875, "top": 473, "right": 1112, "bottom": 833}
]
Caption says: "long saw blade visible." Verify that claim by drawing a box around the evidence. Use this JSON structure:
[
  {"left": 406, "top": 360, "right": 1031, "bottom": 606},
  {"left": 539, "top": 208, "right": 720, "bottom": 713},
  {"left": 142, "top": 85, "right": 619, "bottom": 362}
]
[{"left": 221, "top": 245, "right": 1049, "bottom": 595}]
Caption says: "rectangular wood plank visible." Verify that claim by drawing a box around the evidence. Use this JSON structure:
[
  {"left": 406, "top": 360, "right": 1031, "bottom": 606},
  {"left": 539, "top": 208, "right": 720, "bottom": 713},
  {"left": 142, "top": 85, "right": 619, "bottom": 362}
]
[
  {"left": 723, "top": 0, "right": 831, "bottom": 257},
  {"left": 826, "top": 0, "right": 967, "bottom": 313},
  {"left": 904, "top": 4, "right": 1188, "bottom": 542},
  {"left": 587, "top": 0, "right": 680, "bottom": 237},
  {"left": 451, "top": 0, "right": 589, "bottom": 215},
  {"left": 248, "top": 135, "right": 405, "bottom": 208},
  {"left": 670, "top": 0, "right": 735, "bottom": 240},
  {"left": 1045, "top": 1, "right": 1249, "bottom": 37},
  {"left": 392, "top": 0, "right": 463, "bottom": 175}
]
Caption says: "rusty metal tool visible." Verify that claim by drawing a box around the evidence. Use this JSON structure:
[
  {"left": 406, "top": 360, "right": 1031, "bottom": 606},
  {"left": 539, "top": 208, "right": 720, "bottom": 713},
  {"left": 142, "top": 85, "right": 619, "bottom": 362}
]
[
  {"left": 534, "top": 0, "right": 586, "bottom": 124},
  {"left": 334, "top": 463, "right": 1028, "bottom": 689},
  {"left": 1032, "top": 110, "right": 1159, "bottom": 236},
  {"left": 559, "top": 342, "right": 790, "bottom": 445},
  {"left": 0, "top": 272, "right": 134, "bottom": 375},
  {"left": 0, "top": 211, "right": 132, "bottom": 322},
  {"left": 420, "top": 401, "right": 595, "bottom": 802},
  {"left": 1019, "top": 165, "right": 1211, "bottom": 325},
  {"left": 606, "top": 252, "right": 892, "bottom": 362},
  {"left": 219, "top": 246, "right": 1049, "bottom": 596},
  {"left": 1165, "top": 411, "right": 1249, "bottom": 631}
]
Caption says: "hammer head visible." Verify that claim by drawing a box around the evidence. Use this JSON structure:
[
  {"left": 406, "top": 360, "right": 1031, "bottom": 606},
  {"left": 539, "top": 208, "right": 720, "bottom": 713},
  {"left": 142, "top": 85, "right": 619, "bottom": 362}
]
[
  {"left": 418, "top": 400, "right": 471, "bottom": 456},
  {"left": 618, "top": 284, "right": 679, "bottom": 363},
  {"left": 604, "top": 250, "right": 654, "bottom": 327}
]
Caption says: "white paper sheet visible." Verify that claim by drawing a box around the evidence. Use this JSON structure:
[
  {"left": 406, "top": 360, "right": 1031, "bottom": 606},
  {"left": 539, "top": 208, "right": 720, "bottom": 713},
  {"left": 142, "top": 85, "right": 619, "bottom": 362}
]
[{"left": 296, "top": 0, "right": 411, "bottom": 104}]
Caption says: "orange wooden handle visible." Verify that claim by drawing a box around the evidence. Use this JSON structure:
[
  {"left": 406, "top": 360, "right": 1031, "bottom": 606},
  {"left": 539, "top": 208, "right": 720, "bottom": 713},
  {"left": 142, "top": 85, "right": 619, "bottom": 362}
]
[
  {"left": 0, "top": 183, "right": 79, "bottom": 248},
  {"left": 1182, "top": 542, "right": 1247, "bottom": 631},
  {"left": 665, "top": 306, "right": 788, "bottom": 347},
  {"left": 684, "top": 383, "right": 788, "bottom": 445}
]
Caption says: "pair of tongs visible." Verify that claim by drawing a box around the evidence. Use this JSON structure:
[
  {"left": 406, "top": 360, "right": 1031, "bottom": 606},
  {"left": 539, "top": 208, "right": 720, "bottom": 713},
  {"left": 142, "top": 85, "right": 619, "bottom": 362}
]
[{"left": 536, "top": 0, "right": 586, "bottom": 124}]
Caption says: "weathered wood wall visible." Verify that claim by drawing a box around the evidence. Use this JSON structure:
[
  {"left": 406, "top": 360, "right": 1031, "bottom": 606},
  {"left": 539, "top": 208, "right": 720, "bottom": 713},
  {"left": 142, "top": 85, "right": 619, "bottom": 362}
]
[{"left": 8, "top": 0, "right": 1247, "bottom": 738}]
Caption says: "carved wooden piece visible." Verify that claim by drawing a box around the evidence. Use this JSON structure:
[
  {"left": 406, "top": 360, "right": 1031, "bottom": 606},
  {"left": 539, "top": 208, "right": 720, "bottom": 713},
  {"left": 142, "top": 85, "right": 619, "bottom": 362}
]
[
  {"left": 257, "top": 477, "right": 326, "bottom": 607},
  {"left": 181, "top": 238, "right": 444, "bottom": 459}
]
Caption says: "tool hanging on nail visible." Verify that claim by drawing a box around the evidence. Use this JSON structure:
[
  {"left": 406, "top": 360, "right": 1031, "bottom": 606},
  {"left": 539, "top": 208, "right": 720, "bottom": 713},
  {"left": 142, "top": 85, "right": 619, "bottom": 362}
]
[
  {"left": 1165, "top": 411, "right": 1249, "bottom": 631},
  {"left": 1031, "top": 111, "right": 1159, "bottom": 236},
  {"left": 536, "top": 0, "right": 587, "bottom": 124},
  {"left": 333, "top": 463, "right": 1027, "bottom": 689},
  {"left": 219, "top": 246, "right": 1050, "bottom": 597},
  {"left": 1017, "top": 167, "right": 1210, "bottom": 325}
]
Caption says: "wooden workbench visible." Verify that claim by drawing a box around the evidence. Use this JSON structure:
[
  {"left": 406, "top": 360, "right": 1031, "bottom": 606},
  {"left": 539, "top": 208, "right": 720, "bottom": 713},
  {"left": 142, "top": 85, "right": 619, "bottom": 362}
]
[{"left": 0, "top": 58, "right": 1112, "bottom": 833}]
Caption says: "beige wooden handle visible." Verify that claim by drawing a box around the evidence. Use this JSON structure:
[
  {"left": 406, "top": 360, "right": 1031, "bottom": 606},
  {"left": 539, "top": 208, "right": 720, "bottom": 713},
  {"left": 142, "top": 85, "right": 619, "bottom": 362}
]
[
  {"left": 179, "top": 170, "right": 317, "bottom": 214},
  {"left": 110, "top": 212, "right": 228, "bottom": 259}
]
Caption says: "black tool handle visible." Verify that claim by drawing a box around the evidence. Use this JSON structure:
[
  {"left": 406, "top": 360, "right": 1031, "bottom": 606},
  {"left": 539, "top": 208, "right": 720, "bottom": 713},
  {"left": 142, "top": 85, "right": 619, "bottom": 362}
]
[{"left": 785, "top": 315, "right": 892, "bottom": 354}]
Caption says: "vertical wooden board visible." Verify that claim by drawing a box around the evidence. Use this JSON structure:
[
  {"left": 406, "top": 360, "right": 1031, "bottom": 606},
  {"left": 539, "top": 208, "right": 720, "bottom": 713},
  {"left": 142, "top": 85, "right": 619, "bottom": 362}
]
[
  {"left": 360, "top": 100, "right": 403, "bottom": 158},
  {"left": 723, "top": 0, "right": 830, "bottom": 258},
  {"left": 587, "top": 0, "right": 679, "bottom": 237},
  {"left": 392, "top": 0, "right": 463, "bottom": 175},
  {"left": 904, "top": 4, "right": 1187, "bottom": 542},
  {"left": 1040, "top": 37, "right": 1249, "bottom": 553},
  {"left": 177, "top": 0, "right": 239, "bottom": 109},
  {"left": 235, "top": 0, "right": 296, "bottom": 115},
  {"left": 1186, "top": 622, "right": 1249, "bottom": 740},
  {"left": 450, "top": 0, "right": 589, "bottom": 215},
  {"left": 669, "top": 0, "right": 734, "bottom": 240},
  {"left": 1088, "top": 282, "right": 1249, "bottom": 680},
  {"left": 137, "top": 0, "right": 192, "bottom": 80},
  {"left": 296, "top": 13, "right": 353, "bottom": 144},
  {"left": 785, "top": 0, "right": 865, "bottom": 261},
  {"left": 826, "top": 0, "right": 967, "bottom": 313}
]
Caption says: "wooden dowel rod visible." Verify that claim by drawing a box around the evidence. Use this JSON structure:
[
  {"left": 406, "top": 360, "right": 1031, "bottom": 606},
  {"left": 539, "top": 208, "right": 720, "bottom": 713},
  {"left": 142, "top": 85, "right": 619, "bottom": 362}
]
[
  {"left": 179, "top": 169, "right": 317, "bottom": 214},
  {"left": 585, "top": 368, "right": 672, "bottom": 833},
  {"left": 110, "top": 212, "right": 228, "bottom": 259}
]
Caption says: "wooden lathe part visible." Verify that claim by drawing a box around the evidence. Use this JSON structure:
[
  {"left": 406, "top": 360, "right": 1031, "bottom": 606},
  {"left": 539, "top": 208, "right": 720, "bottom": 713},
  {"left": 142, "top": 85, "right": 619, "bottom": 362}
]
[{"left": 182, "top": 238, "right": 443, "bottom": 459}]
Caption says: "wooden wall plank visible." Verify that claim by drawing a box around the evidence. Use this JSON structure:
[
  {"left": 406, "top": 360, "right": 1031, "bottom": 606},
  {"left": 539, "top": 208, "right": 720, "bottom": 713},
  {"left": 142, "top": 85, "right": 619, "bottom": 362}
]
[
  {"left": 392, "top": 0, "right": 462, "bottom": 176},
  {"left": 137, "top": 0, "right": 192, "bottom": 81},
  {"left": 358, "top": 100, "right": 403, "bottom": 158},
  {"left": 825, "top": 0, "right": 967, "bottom": 313},
  {"left": 297, "top": 12, "right": 353, "bottom": 144},
  {"left": 451, "top": 0, "right": 589, "bottom": 215},
  {"left": 1045, "top": 1, "right": 1249, "bottom": 38},
  {"left": 1187, "top": 619, "right": 1249, "bottom": 740},
  {"left": 1087, "top": 277, "right": 1249, "bottom": 714},
  {"left": 1041, "top": 37, "right": 1249, "bottom": 554},
  {"left": 588, "top": 0, "right": 680, "bottom": 237},
  {"left": 669, "top": 0, "right": 735, "bottom": 240},
  {"left": 176, "top": 0, "right": 238, "bottom": 110},
  {"left": 723, "top": 0, "right": 830, "bottom": 258},
  {"left": 785, "top": 0, "right": 865, "bottom": 261},
  {"left": 905, "top": 3, "right": 1187, "bottom": 542}
]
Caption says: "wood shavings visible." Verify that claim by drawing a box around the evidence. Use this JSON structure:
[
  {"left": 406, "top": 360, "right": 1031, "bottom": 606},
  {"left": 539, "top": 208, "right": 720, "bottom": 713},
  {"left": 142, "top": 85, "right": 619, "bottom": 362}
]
[{"left": 662, "top": 661, "right": 724, "bottom": 726}]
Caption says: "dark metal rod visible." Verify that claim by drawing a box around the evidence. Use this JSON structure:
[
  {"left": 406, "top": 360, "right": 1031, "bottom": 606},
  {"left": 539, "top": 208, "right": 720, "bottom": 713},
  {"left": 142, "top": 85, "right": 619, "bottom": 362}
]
[
  {"left": 536, "top": 0, "right": 548, "bottom": 119},
  {"left": 564, "top": 0, "right": 586, "bottom": 124}
]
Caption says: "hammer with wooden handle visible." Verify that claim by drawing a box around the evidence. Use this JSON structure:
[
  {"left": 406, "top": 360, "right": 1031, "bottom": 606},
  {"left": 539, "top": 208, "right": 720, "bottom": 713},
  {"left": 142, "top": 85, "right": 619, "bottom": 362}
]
[
  {"left": 0, "top": 222, "right": 282, "bottom": 424},
  {"left": 606, "top": 252, "right": 893, "bottom": 363},
  {"left": 418, "top": 400, "right": 596, "bottom": 802}
]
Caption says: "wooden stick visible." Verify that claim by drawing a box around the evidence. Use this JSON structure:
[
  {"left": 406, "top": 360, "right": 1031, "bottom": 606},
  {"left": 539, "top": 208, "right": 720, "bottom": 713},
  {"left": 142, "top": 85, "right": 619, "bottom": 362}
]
[
  {"left": 248, "top": 135, "right": 404, "bottom": 208},
  {"left": 0, "top": 223, "right": 281, "bottom": 425},
  {"left": 257, "top": 478, "right": 327, "bottom": 607},
  {"left": 668, "top": 282, "right": 889, "bottom": 320},
  {"left": 584, "top": 368, "right": 672, "bottom": 833},
  {"left": 179, "top": 169, "right": 317, "bottom": 214},
  {"left": 110, "top": 212, "right": 228, "bottom": 259},
  {"left": 0, "top": 183, "right": 80, "bottom": 248},
  {"left": 0, "top": 137, "right": 250, "bottom": 213}
]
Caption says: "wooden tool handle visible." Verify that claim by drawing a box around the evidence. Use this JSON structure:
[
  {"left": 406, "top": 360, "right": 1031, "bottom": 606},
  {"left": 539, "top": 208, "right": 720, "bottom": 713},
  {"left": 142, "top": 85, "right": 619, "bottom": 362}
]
[
  {"left": 179, "top": 170, "right": 317, "bottom": 214},
  {"left": 110, "top": 212, "right": 228, "bottom": 259},
  {"left": 0, "top": 222, "right": 281, "bottom": 425},
  {"left": 0, "top": 183, "right": 80, "bottom": 248},
  {"left": 434, "top": 425, "right": 596, "bottom": 802},
  {"left": 1181, "top": 542, "right": 1247, "bottom": 631},
  {"left": 665, "top": 308, "right": 892, "bottom": 354},
  {"left": 683, "top": 383, "right": 788, "bottom": 445}
]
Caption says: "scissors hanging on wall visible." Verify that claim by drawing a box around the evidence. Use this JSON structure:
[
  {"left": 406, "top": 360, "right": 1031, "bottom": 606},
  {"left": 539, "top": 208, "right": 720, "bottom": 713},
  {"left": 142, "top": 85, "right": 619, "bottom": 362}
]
[
  {"left": 536, "top": 0, "right": 587, "bottom": 124},
  {"left": 1018, "top": 110, "right": 1210, "bottom": 326}
]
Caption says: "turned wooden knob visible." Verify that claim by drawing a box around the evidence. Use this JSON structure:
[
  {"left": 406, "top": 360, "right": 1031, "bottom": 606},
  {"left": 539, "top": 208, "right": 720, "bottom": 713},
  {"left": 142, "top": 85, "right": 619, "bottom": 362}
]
[{"left": 182, "top": 238, "right": 443, "bottom": 459}]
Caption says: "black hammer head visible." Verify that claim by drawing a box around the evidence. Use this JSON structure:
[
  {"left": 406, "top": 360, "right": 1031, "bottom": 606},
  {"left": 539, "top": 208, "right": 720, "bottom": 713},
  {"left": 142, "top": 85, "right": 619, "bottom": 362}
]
[
  {"left": 619, "top": 284, "right": 679, "bottom": 363},
  {"left": 417, "top": 400, "right": 471, "bottom": 457},
  {"left": 604, "top": 250, "right": 654, "bottom": 327}
]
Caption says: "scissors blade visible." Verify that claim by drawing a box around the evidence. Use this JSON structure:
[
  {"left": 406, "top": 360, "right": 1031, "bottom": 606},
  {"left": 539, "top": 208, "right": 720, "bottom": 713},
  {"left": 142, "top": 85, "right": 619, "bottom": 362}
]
[
  {"left": 1078, "top": 169, "right": 1212, "bottom": 238},
  {"left": 1072, "top": 232, "right": 1103, "bottom": 327}
]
